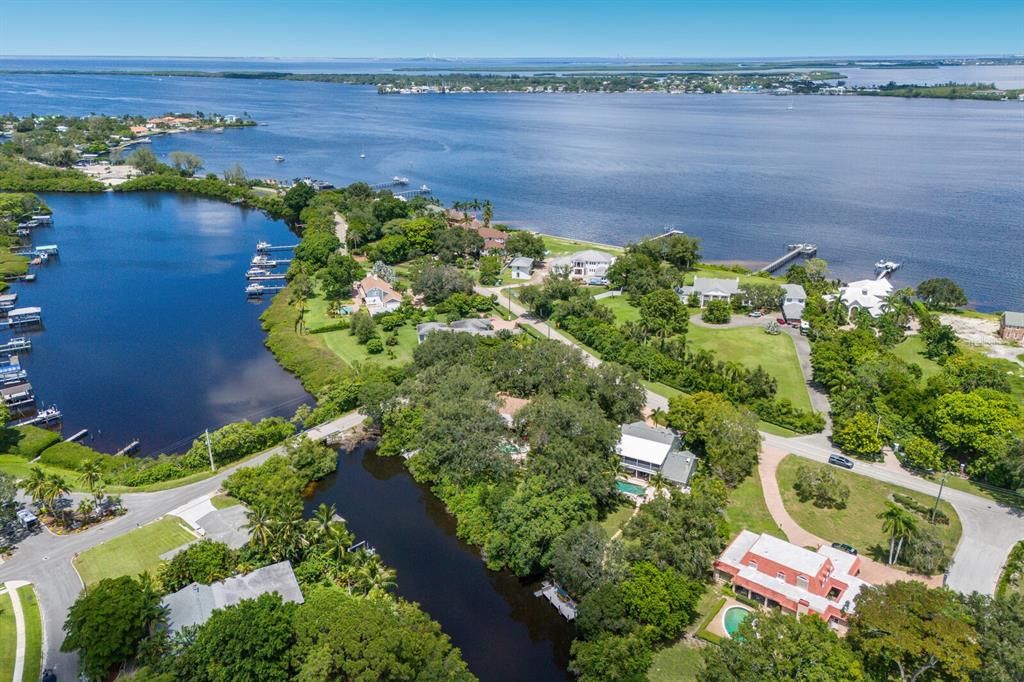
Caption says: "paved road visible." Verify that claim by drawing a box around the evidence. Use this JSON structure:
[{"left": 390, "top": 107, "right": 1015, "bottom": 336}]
[
  {"left": 0, "top": 411, "right": 363, "bottom": 681},
  {"left": 484, "top": 284, "right": 1024, "bottom": 596}
]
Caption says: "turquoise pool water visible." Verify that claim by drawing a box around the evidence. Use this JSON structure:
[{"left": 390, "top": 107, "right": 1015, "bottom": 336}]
[
  {"left": 616, "top": 480, "right": 647, "bottom": 496},
  {"left": 723, "top": 606, "right": 751, "bottom": 637}
]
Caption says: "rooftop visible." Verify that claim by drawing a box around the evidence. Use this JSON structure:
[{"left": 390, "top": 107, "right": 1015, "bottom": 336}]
[
  {"left": 1003, "top": 311, "right": 1024, "bottom": 327},
  {"left": 509, "top": 256, "right": 534, "bottom": 268},
  {"left": 782, "top": 283, "right": 807, "bottom": 299},
  {"left": 618, "top": 421, "right": 678, "bottom": 466}
]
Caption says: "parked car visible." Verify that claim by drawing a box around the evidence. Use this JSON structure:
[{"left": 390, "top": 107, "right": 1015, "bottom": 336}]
[
  {"left": 831, "top": 542, "right": 858, "bottom": 555},
  {"left": 748, "top": 310, "right": 763, "bottom": 318},
  {"left": 776, "top": 317, "right": 787, "bottom": 325},
  {"left": 828, "top": 454, "right": 855, "bottom": 469},
  {"left": 799, "top": 320, "right": 811, "bottom": 335}
]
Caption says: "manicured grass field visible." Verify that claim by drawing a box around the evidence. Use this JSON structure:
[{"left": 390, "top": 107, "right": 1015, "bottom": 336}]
[
  {"left": 303, "top": 293, "right": 420, "bottom": 367},
  {"left": 0, "top": 591, "right": 15, "bottom": 682},
  {"left": 599, "top": 502, "right": 636, "bottom": 537},
  {"left": 74, "top": 516, "right": 196, "bottom": 586},
  {"left": 598, "top": 294, "right": 640, "bottom": 323},
  {"left": 891, "top": 336, "right": 942, "bottom": 379},
  {"left": 540, "top": 234, "right": 623, "bottom": 257},
  {"left": 776, "top": 456, "right": 961, "bottom": 570},
  {"left": 648, "top": 640, "right": 705, "bottom": 682},
  {"left": 211, "top": 494, "right": 241, "bottom": 509},
  {"left": 0, "top": 425, "right": 62, "bottom": 458},
  {"left": 0, "top": 454, "right": 84, "bottom": 488},
  {"left": 17, "top": 585, "right": 41, "bottom": 682},
  {"left": 686, "top": 325, "right": 812, "bottom": 411},
  {"left": 684, "top": 266, "right": 779, "bottom": 288},
  {"left": 723, "top": 473, "right": 788, "bottom": 541}
]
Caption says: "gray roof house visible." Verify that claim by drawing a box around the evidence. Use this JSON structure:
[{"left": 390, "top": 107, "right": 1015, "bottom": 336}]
[
  {"left": 1000, "top": 311, "right": 1024, "bottom": 341},
  {"left": 677, "top": 277, "right": 740, "bottom": 307},
  {"left": 161, "top": 560, "right": 304, "bottom": 632},
  {"left": 509, "top": 256, "right": 534, "bottom": 280},
  {"left": 781, "top": 283, "right": 807, "bottom": 321},
  {"left": 416, "top": 318, "right": 519, "bottom": 343},
  {"left": 617, "top": 422, "right": 698, "bottom": 488}
]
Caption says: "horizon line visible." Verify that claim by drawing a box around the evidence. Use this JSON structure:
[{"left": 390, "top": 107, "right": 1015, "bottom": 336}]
[{"left": 1, "top": 53, "right": 1021, "bottom": 61}]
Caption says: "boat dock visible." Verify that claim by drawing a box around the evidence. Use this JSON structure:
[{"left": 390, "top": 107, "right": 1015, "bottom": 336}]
[
  {"left": 0, "top": 307, "right": 42, "bottom": 329},
  {"left": 247, "top": 273, "right": 287, "bottom": 282},
  {"left": 115, "top": 440, "right": 141, "bottom": 456},
  {"left": 255, "top": 241, "right": 298, "bottom": 253},
  {"left": 368, "top": 177, "right": 410, "bottom": 191},
  {"left": 534, "top": 580, "right": 577, "bottom": 621},
  {"left": 393, "top": 184, "right": 431, "bottom": 199},
  {"left": 251, "top": 255, "right": 291, "bottom": 267},
  {"left": 2, "top": 274, "right": 36, "bottom": 283},
  {"left": 13, "top": 406, "right": 61, "bottom": 428},
  {"left": 246, "top": 283, "right": 285, "bottom": 297},
  {"left": 65, "top": 428, "right": 89, "bottom": 443},
  {"left": 875, "top": 259, "right": 902, "bottom": 279},
  {"left": 1, "top": 383, "right": 35, "bottom": 411},
  {"left": 12, "top": 244, "right": 59, "bottom": 258},
  {"left": 0, "top": 293, "right": 17, "bottom": 310},
  {"left": 757, "top": 243, "right": 818, "bottom": 274},
  {"left": 0, "top": 337, "right": 31, "bottom": 354}
]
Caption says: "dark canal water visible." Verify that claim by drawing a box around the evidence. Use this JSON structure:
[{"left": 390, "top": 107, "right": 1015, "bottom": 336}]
[
  {"left": 0, "top": 68, "right": 1020, "bottom": 310},
  {"left": 12, "top": 192, "right": 310, "bottom": 453},
  {"left": 304, "top": 442, "right": 574, "bottom": 682}
]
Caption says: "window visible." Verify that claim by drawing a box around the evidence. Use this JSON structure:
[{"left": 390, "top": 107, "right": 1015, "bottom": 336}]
[
  {"left": 748, "top": 560, "right": 758, "bottom": 570},
  {"left": 797, "top": 575, "right": 809, "bottom": 590},
  {"left": 776, "top": 571, "right": 785, "bottom": 581}
]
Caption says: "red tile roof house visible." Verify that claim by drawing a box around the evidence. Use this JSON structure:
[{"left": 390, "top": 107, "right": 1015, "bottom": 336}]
[
  {"left": 355, "top": 275, "right": 402, "bottom": 315},
  {"left": 714, "top": 531, "right": 870, "bottom": 630}
]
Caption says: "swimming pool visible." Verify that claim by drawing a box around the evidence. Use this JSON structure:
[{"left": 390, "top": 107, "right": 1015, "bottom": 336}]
[
  {"left": 723, "top": 606, "right": 752, "bottom": 637},
  {"left": 616, "top": 480, "right": 647, "bottom": 496}
]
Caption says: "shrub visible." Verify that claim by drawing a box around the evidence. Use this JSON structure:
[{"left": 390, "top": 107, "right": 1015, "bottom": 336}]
[
  {"left": 702, "top": 299, "right": 731, "bottom": 324},
  {"left": 2, "top": 425, "right": 61, "bottom": 458},
  {"left": 792, "top": 464, "right": 849, "bottom": 509},
  {"left": 902, "top": 525, "right": 951, "bottom": 574},
  {"left": 180, "top": 418, "right": 294, "bottom": 470},
  {"left": 158, "top": 539, "right": 238, "bottom": 593},
  {"left": 366, "top": 338, "right": 384, "bottom": 354},
  {"left": 752, "top": 398, "right": 826, "bottom": 434},
  {"left": 892, "top": 492, "right": 949, "bottom": 525},
  {"left": 223, "top": 455, "right": 303, "bottom": 507}
]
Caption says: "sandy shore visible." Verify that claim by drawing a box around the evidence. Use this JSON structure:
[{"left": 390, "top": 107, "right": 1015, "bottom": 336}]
[{"left": 80, "top": 162, "right": 140, "bottom": 187}]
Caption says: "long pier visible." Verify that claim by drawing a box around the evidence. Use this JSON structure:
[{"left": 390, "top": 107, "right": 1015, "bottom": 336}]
[
  {"left": 256, "top": 241, "right": 298, "bottom": 253},
  {"left": 368, "top": 177, "right": 410, "bottom": 191},
  {"left": 758, "top": 243, "right": 817, "bottom": 274},
  {"left": 393, "top": 185, "right": 431, "bottom": 198}
]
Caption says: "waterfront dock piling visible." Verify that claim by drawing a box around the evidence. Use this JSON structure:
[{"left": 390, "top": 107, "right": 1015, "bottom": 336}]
[
  {"left": 115, "top": 440, "right": 141, "bottom": 456},
  {"left": 874, "top": 259, "right": 902, "bottom": 279},
  {"left": 758, "top": 243, "right": 818, "bottom": 273},
  {"left": 13, "top": 406, "right": 61, "bottom": 428}
]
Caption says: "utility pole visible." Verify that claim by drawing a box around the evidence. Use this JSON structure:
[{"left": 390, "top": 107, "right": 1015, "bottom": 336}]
[
  {"left": 930, "top": 471, "right": 948, "bottom": 523},
  {"left": 205, "top": 429, "right": 215, "bottom": 472}
]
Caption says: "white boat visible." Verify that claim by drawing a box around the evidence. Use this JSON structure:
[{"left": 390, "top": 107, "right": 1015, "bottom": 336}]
[
  {"left": 274, "top": 155, "right": 285, "bottom": 162},
  {"left": 246, "top": 268, "right": 272, "bottom": 278},
  {"left": 392, "top": 176, "right": 409, "bottom": 185},
  {"left": 420, "top": 184, "right": 431, "bottom": 192},
  {"left": 246, "top": 283, "right": 265, "bottom": 297},
  {"left": 359, "top": 153, "right": 366, "bottom": 159}
]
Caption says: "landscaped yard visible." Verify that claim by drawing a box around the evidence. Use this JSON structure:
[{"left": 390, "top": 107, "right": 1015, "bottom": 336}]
[
  {"left": 17, "top": 585, "right": 41, "bottom": 682},
  {"left": 0, "top": 591, "right": 14, "bottom": 682},
  {"left": 301, "top": 293, "right": 420, "bottom": 367},
  {"left": 686, "top": 325, "right": 812, "bottom": 411},
  {"left": 776, "top": 456, "right": 961, "bottom": 569},
  {"left": 891, "top": 336, "right": 942, "bottom": 380},
  {"left": 599, "top": 501, "right": 636, "bottom": 537},
  {"left": 597, "top": 294, "right": 640, "bottom": 323},
  {"left": 74, "top": 515, "right": 196, "bottom": 586},
  {"left": 723, "top": 473, "right": 787, "bottom": 541},
  {"left": 648, "top": 639, "right": 705, "bottom": 682}
]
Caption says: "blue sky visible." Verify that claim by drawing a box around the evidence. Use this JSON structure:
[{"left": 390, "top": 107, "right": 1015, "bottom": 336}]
[{"left": 2, "top": 0, "right": 1021, "bottom": 58}]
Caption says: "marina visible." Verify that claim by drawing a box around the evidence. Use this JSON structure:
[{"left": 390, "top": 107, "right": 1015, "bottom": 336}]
[
  {"left": 1, "top": 383, "right": 35, "bottom": 413},
  {"left": 0, "top": 307, "right": 42, "bottom": 329}
]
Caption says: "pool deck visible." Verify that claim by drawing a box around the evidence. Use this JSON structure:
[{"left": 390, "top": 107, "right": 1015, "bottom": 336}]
[{"left": 705, "top": 597, "right": 749, "bottom": 639}]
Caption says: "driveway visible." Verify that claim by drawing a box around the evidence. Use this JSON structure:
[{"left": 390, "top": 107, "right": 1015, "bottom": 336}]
[
  {"left": 482, "top": 288, "right": 1023, "bottom": 596},
  {"left": 0, "top": 411, "right": 363, "bottom": 681}
]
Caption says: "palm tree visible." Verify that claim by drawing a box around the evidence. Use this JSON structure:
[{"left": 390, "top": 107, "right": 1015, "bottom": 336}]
[
  {"left": 649, "top": 473, "right": 671, "bottom": 494},
  {"left": 355, "top": 553, "right": 397, "bottom": 594},
  {"left": 77, "top": 498, "right": 96, "bottom": 524},
  {"left": 482, "top": 200, "right": 493, "bottom": 227},
  {"left": 878, "top": 502, "right": 918, "bottom": 565},
  {"left": 79, "top": 459, "right": 104, "bottom": 492},
  {"left": 21, "top": 467, "right": 49, "bottom": 507},
  {"left": 244, "top": 505, "right": 275, "bottom": 549},
  {"left": 311, "top": 503, "right": 336, "bottom": 541},
  {"left": 321, "top": 523, "right": 354, "bottom": 568},
  {"left": 43, "top": 474, "right": 70, "bottom": 523}
]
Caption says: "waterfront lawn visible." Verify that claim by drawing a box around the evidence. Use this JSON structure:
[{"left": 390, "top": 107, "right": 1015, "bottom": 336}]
[
  {"left": 599, "top": 501, "right": 635, "bottom": 537},
  {"left": 0, "top": 454, "right": 84, "bottom": 489},
  {"left": 776, "top": 456, "right": 961, "bottom": 570},
  {"left": 723, "top": 472, "right": 788, "bottom": 541},
  {"left": 261, "top": 287, "right": 351, "bottom": 393},
  {"left": 0, "top": 425, "right": 62, "bottom": 458},
  {"left": 317, "top": 324, "right": 419, "bottom": 367},
  {"left": 17, "top": 585, "right": 42, "bottom": 682},
  {"left": 0, "top": 591, "right": 14, "bottom": 682},
  {"left": 74, "top": 515, "right": 195, "bottom": 586},
  {"left": 540, "top": 234, "right": 623, "bottom": 257},
  {"left": 648, "top": 641, "right": 704, "bottom": 682},
  {"left": 686, "top": 325, "right": 812, "bottom": 411},
  {"left": 891, "top": 336, "right": 942, "bottom": 380},
  {"left": 684, "top": 265, "right": 778, "bottom": 288}
]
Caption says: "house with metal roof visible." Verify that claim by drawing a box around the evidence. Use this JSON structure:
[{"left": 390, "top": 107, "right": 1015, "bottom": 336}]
[
  {"left": 781, "top": 283, "right": 807, "bottom": 321},
  {"left": 677, "top": 277, "right": 741, "bottom": 308},
  {"left": 161, "top": 560, "right": 304, "bottom": 633},
  {"left": 509, "top": 256, "right": 534, "bottom": 280},
  {"left": 616, "top": 422, "right": 698, "bottom": 488},
  {"left": 1000, "top": 311, "right": 1024, "bottom": 341}
]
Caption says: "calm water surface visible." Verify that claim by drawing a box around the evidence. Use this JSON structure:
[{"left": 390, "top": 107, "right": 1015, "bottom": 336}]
[
  {"left": 305, "top": 442, "right": 574, "bottom": 682},
  {"left": 1, "top": 71, "right": 1019, "bottom": 309},
  {"left": 12, "top": 192, "right": 310, "bottom": 453}
]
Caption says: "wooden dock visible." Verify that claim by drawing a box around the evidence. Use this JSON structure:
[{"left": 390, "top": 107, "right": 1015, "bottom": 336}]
[
  {"left": 65, "top": 429, "right": 89, "bottom": 443},
  {"left": 758, "top": 243, "right": 817, "bottom": 274}
]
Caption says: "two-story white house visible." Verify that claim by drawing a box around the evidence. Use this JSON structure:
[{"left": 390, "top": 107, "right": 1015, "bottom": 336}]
[{"left": 549, "top": 250, "right": 617, "bottom": 282}]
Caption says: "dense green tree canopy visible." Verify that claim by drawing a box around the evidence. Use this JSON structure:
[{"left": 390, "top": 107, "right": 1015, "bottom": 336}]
[{"left": 916, "top": 277, "right": 967, "bottom": 310}]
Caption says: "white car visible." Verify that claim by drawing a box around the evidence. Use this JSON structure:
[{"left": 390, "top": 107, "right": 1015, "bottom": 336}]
[{"left": 748, "top": 310, "right": 763, "bottom": 318}]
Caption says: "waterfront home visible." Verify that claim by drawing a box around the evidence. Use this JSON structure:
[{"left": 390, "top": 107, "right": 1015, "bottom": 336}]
[
  {"left": 676, "top": 276, "right": 741, "bottom": 308},
  {"left": 830, "top": 278, "right": 893, "bottom": 318},
  {"left": 161, "top": 561, "right": 303, "bottom": 633},
  {"left": 129, "top": 125, "right": 149, "bottom": 136},
  {"left": 477, "top": 226, "right": 509, "bottom": 253},
  {"left": 1000, "top": 311, "right": 1024, "bottom": 341},
  {"left": 714, "top": 531, "right": 869, "bottom": 629},
  {"left": 781, "top": 283, "right": 807, "bottom": 321},
  {"left": 616, "top": 421, "right": 698, "bottom": 488},
  {"left": 416, "top": 316, "right": 519, "bottom": 343},
  {"left": 355, "top": 275, "right": 402, "bottom": 315},
  {"left": 509, "top": 256, "right": 534, "bottom": 280},
  {"left": 549, "top": 250, "right": 617, "bottom": 282}
]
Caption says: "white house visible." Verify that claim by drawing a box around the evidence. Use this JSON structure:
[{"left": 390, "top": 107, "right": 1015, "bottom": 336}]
[
  {"left": 781, "top": 283, "right": 807, "bottom": 321},
  {"left": 548, "top": 249, "right": 617, "bottom": 282},
  {"left": 677, "top": 277, "right": 740, "bottom": 307},
  {"left": 833, "top": 278, "right": 893, "bottom": 318},
  {"left": 617, "top": 422, "right": 698, "bottom": 488},
  {"left": 509, "top": 256, "right": 534, "bottom": 280}
]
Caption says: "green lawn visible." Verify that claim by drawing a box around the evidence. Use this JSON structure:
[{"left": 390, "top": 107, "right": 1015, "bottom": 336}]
[
  {"left": 0, "top": 454, "right": 84, "bottom": 488},
  {"left": 303, "top": 292, "right": 420, "bottom": 367},
  {"left": 0, "top": 591, "right": 14, "bottom": 682},
  {"left": 776, "top": 456, "right": 961, "bottom": 570},
  {"left": 540, "top": 234, "right": 623, "bottom": 257},
  {"left": 686, "top": 325, "right": 812, "bottom": 411},
  {"left": 685, "top": 266, "right": 779, "bottom": 288},
  {"left": 648, "top": 640, "right": 705, "bottom": 682},
  {"left": 211, "top": 494, "right": 241, "bottom": 509},
  {"left": 723, "top": 473, "right": 788, "bottom": 541},
  {"left": 599, "top": 502, "right": 635, "bottom": 537},
  {"left": 891, "top": 336, "right": 942, "bottom": 379},
  {"left": 74, "top": 516, "right": 196, "bottom": 586},
  {"left": 16, "top": 585, "right": 41, "bottom": 682},
  {"left": 597, "top": 294, "right": 640, "bottom": 324}
]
